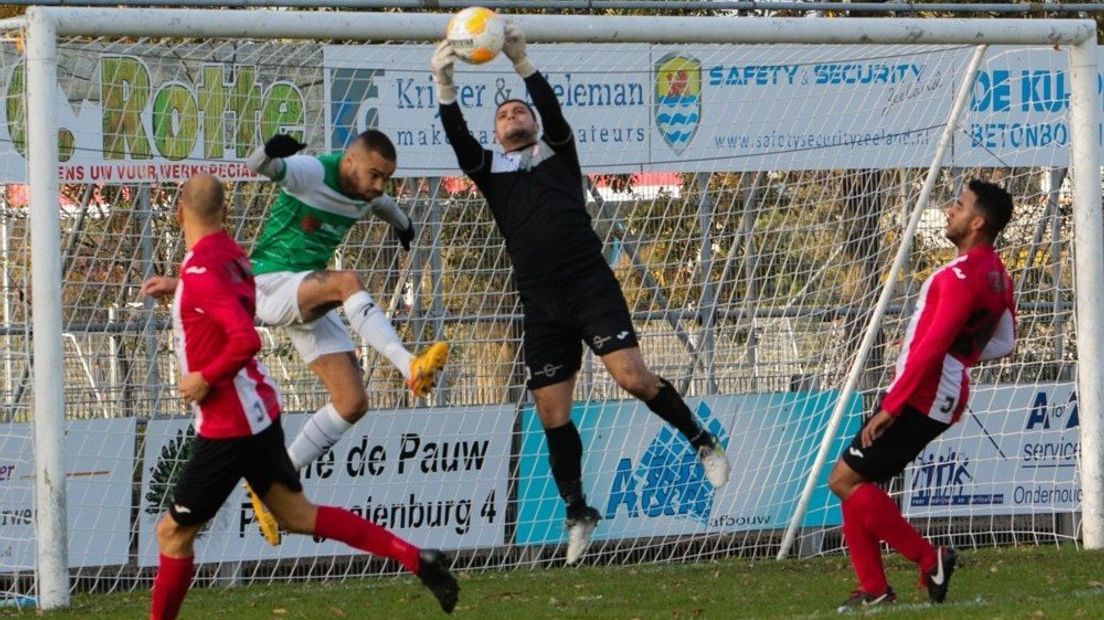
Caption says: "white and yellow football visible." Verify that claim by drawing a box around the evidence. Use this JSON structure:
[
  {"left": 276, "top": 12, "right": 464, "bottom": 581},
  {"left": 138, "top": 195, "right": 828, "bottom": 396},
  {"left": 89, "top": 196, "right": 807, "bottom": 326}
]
[{"left": 446, "top": 7, "right": 506, "bottom": 65}]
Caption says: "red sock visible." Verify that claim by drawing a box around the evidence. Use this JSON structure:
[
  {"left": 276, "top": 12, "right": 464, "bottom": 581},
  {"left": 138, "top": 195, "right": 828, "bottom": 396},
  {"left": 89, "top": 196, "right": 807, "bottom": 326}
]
[
  {"left": 851, "top": 483, "right": 937, "bottom": 572},
  {"left": 314, "top": 505, "right": 421, "bottom": 573},
  {"left": 841, "top": 491, "right": 888, "bottom": 594},
  {"left": 150, "top": 553, "right": 194, "bottom": 620}
]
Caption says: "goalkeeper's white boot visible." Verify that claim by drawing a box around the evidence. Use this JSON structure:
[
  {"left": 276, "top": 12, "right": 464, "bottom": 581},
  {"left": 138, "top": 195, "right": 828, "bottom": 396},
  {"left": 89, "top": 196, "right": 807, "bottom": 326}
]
[
  {"left": 564, "top": 506, "right": 601, "bottom": 566},
  {"left": 244, "top": 482, "right": 281, "bottom": 546},
  {"left": 407, "top": 341, "right": 449, "bottom": 398},
  {"left": 697, "top": 432, "right": 731, "bottom": 489}
]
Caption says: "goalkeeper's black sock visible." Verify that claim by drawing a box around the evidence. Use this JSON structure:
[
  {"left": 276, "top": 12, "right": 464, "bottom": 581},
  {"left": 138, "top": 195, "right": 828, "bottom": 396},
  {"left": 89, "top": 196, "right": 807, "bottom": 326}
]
[
  {"left": 645, "top": 377, "right": 707, "bottom": 448},
  {"left": 544, "top": 421, "right": 587, "bottom": 514}
]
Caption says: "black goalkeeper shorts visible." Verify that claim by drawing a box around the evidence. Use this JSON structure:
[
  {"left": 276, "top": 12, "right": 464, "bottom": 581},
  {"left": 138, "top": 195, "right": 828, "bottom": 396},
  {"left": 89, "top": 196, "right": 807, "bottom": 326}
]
[
  {"left": 168, "top": 419, "right": 301, "bottom": 527},
  {"left": 841, "top": 405, "right": 951, "bottom": 484},
  {"left": 520, "top": 267, "right": 639, "bottom": 390}
]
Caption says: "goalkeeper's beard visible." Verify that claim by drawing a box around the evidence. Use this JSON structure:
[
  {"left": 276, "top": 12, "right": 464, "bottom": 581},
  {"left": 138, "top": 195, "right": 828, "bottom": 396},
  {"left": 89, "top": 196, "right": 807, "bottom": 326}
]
[{"left": 501, "top": 126, "right": 537, "bottom": 150}]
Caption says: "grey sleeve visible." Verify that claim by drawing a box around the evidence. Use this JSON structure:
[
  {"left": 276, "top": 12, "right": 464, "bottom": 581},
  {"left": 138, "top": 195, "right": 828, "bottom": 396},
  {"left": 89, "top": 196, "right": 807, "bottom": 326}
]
[{"left": 368, "top": 194, "right": 411, "bottom": 230}]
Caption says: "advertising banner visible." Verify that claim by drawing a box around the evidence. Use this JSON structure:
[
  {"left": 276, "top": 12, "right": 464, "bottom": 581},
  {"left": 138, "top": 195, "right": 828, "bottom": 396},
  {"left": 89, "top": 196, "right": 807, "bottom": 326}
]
[
  {"left": 904, "top": 383, "right": 1080, "bottom": 517},
  {"left": 138, "top": 407, "right": 512, "bottom": 566},
  {"left": 515, "top": 391, "right": 863, "bottom": 545},
  {"left": 0, "top": 418, "right": 135, "bottom": 569},
  {"left": 1, "top": 43, "right": 1094, "bottom": 182}
]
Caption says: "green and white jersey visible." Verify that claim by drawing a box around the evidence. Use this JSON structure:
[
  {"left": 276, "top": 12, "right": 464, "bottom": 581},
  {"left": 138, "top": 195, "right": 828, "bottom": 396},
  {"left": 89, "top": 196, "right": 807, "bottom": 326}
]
[{"left": 251, "top": 152, "right": 368, "bottom": 275}]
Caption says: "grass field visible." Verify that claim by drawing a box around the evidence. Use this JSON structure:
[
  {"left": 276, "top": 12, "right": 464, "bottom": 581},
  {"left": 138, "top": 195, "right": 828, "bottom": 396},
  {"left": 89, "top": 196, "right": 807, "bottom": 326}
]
[{"left": 15, "top": 545, "right": 1104, "bottom": 619}]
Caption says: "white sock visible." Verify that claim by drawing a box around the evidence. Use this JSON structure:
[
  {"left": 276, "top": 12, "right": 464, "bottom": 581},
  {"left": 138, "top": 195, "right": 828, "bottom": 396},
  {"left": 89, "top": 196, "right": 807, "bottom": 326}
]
[
  {"left": 287, "top": 403, "right": 352, "bottom": 470},
  {"left": 343, "top": 291, "right": 414, "bottom": 379}
]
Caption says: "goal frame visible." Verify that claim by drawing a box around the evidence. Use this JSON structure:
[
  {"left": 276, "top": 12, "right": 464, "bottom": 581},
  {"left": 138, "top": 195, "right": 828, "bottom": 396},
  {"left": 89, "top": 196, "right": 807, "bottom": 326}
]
[{"left": 20, "top": 7, "right": 1102, "bottom": 609}]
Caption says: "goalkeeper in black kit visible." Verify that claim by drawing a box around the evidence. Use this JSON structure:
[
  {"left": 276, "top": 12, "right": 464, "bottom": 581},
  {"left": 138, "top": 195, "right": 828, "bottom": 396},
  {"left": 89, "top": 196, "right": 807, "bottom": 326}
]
[{"left": 431, "top": 21, "right": 731, "bottom": 565}]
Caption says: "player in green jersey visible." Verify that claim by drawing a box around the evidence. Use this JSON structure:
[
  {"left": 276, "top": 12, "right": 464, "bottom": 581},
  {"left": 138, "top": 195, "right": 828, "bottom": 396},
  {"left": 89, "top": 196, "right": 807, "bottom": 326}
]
[{"left": 244, "top": 130, "right": 449, "bottom": 542}]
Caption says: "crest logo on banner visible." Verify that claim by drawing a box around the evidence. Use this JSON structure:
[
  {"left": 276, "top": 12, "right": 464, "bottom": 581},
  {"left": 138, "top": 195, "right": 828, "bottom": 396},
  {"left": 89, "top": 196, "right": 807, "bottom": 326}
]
[{"left": 654, "top": 53, "right": 701, "bottom": 154}]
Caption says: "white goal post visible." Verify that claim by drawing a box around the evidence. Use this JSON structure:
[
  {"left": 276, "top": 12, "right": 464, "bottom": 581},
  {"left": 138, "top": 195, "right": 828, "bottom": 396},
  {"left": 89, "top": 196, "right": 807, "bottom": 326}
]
[{"left": 12, "top": 7, "right": 1103, "bottom": 611}]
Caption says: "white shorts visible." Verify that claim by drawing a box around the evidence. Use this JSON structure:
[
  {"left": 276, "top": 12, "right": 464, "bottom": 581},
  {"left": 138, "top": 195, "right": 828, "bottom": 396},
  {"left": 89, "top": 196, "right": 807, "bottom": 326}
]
[{"left": 254, "top": 271, "right": 355, "bottom": 364}]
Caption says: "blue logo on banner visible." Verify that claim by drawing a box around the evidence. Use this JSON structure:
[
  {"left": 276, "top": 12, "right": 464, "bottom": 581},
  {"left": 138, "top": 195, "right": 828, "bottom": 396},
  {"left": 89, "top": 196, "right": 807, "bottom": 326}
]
[
  {"left": 328, "top": 68, "right": 384, "bottom": 150},
  {"left": 1025, "top": 389, "right": 1078, "bottom": 430},
  {"left": 605, "top": 402, "right": 727, "bottom": 523},
  {"left": 909, "top": 447, "right": 1003, "bottom": 507}
]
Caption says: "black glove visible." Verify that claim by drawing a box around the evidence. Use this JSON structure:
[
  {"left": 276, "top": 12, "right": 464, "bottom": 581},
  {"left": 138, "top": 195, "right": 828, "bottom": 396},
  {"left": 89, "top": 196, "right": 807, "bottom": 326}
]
[
  {"left": 264, "top": 134, "right": 307, "bottom": 158},
  {"left": 394, "top": 222, "right": 414, "bottom": 252}
]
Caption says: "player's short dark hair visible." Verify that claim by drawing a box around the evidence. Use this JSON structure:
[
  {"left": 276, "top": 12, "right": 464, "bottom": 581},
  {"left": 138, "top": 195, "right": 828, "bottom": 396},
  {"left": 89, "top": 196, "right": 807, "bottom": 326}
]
[
  {"left": 496, "top": 98, "right": 536, "bottom": 120},
  {"left": 967, "top": 178, "right": 1013, "bottom": 239},
  {"left": 355, "top": 129, "right": 397, "bottom": 162}
]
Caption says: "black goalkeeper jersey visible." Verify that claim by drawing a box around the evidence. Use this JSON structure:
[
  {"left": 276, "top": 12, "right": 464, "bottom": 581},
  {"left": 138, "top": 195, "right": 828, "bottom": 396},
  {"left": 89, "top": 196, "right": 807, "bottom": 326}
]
[{"left": 440, "top": 72, "right": 607, "bottom": 287}]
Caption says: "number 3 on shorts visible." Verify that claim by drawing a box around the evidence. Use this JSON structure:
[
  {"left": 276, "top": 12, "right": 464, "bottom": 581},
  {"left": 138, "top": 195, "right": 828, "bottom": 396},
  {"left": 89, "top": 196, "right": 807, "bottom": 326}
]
[{"left": 938, "top": 395, "right": 955, "bottom": 414}]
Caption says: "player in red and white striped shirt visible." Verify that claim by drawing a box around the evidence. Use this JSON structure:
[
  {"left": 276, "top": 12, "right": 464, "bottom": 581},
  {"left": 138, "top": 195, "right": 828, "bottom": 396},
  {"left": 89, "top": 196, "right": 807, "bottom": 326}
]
[
  {"left": 142, "top": 175, "right": 458, "bottom": 619},
  {"left": 829, "top": 179, "right": 1015, "bottom": 611},
  {"left": 166, "top": 199, "right": 281, "bottom": 439}
]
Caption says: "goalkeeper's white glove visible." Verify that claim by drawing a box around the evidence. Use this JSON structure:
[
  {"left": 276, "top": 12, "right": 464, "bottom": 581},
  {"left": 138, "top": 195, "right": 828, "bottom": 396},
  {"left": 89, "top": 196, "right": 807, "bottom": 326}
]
[
  {"left": 503, "top": 20, "right": 535, "bottom": 78},
  {"left": 431, "top": 40, "right": 458, "bottom": 105}
]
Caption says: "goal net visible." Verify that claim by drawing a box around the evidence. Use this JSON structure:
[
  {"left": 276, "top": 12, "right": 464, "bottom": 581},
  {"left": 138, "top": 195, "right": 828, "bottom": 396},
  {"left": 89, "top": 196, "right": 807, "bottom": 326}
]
[{"left": 0, "top": 8, "right": 1099, "bottom": 607}]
